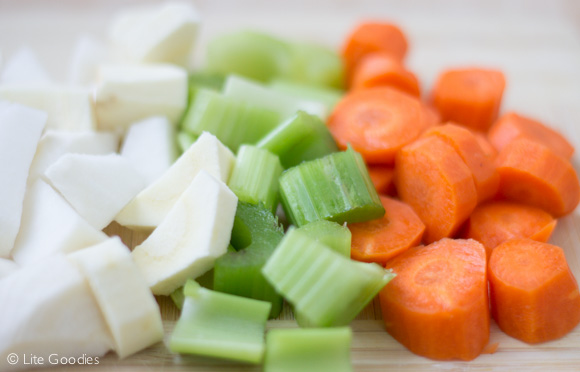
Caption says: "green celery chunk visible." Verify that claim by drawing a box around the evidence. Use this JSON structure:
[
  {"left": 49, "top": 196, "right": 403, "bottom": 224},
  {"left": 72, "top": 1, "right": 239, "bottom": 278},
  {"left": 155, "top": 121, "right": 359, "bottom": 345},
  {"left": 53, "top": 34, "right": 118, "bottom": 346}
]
[
  {"left": 228, "top": 145, "right": 283, "bottom": 213},
  {"left": 170, "top": 286, "right": 185, "bottom": 310},
  {"left": 296, "top": 220, "right": 351, "bottom": 257},
  {"left": 256, "top": 111, "right": 338, "bottom": 169},
  {"left": 270, "top": 79, "right": 343, "bottom": 111},
  {"left": 283, "top": 42, "right": 345, "bottom": 90},
  {"left": 169, "top": 280, "right": 271, "bottom": 364},
  {"left": 262, "top": 228, "right": 394, "bottom": 327},
  {"left": 214, "top": 202, "right": 285, "bottom": 318},
  {"left": 181, "top": 89, "right": 280, "bottom": 152},
  {"left": 264, "top": 328, "right": 352, "bottom": 372},
  {"left": 279, "top": 147, "right": 384, "bottom": 226},
  {"left": 189, "top": 71, "right": 226, "bottom": 92},
  {"left": 176, "top": 131, "right": 196, "bottom": 154},
  {"left": 207, "top": 30, "right": 292, "bottom": 83}
]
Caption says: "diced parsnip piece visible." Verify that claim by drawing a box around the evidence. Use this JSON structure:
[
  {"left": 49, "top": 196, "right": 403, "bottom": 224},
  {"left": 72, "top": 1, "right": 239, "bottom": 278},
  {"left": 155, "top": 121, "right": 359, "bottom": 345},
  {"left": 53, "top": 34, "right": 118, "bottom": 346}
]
[
  {"left": 0, "top": 46, "right": 52, "bottom": 85},
  {"left": 170, "top": 280, "right": 270, "bottom": 364},
  {"left": 95, "top": 63, "right": 187, "bottom": 133},
  {"left": 0, "top": 102, "right": 46, "bottom": 258},
  {"left": 45, "top": 153, "right": 147, "bottom": 230},
  {"left": 68, "top": 34, "right": 108, "bottom": 86},
  {"left": 109, "top": 2, "right": 200, "bottom": 67},
  {"left": 132, "top": 170, "right": 237, "bottom": 295},
  {"left": 11, "top": 180, "right": 108, "bottom": 265},
  {"left": 28, "top": 130, "right": 119, "bottom": 185},
  {"left": 116, "top": 132, "right": 234, "bottom": 231},
  {"left": 0, "top": 85, "right": 97, "bottom": 131},
  {"left": 68, "top": 237, "right": 163, "bottom": 358},
  {"left": 0, "top": 258, "right": 18, "bottom": 280},
  {"left": 120, "top": 116, "right": 177, "bottom": 185},
  {"left": 0, "top": 255, "right": 113, "bottom": 371}
]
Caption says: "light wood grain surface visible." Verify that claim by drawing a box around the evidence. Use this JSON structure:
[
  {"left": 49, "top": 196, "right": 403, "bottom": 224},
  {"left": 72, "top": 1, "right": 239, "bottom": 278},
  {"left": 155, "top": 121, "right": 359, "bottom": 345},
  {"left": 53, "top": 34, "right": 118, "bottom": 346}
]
[{"left": 2, "top": 0, "right": 580, "bottom": 370}]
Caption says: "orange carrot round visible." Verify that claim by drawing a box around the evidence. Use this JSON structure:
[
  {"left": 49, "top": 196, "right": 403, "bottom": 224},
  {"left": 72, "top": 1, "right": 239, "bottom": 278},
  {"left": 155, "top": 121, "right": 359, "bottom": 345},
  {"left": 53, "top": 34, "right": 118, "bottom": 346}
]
[
  {"left": 350, "top": 52, "right": 420, "bottom": 97},
  {"left": 342, "top": 21, "right": 408, "bottom": 80},
  {"left": 349, "top": 196, "right": 425, "bottom": 264},
  {"left": 462, "top": 201, "right": 557, "bottom": 259},
  {"left": 367, "top": 165, "right": 396, "bottom": 195},
  {"left": 431, "top": 68, "right": 506, "bottom": 131},
  {"left": 327, "top": 87, "right": 433, "bottom": 165},
  {"left": 395, "top": 136, "right": 477, "bottom": 243},
  {"left": 496, "top": 138, "right": 580, "bottom": 217},
  {"left": 489, "top": 238, "right": 580, "bottom": 344},
  {"left": 488, "top": 111, "right": 574, "bottom": 159},
  {"left": 424, "top": 123, "right": 499, "bottom": 203},
  {"left": 380, "top": 238, "right": 489, "bottom": 361},
  {"left": 473, "top": 130, "right": 497, "bottom": 159}
]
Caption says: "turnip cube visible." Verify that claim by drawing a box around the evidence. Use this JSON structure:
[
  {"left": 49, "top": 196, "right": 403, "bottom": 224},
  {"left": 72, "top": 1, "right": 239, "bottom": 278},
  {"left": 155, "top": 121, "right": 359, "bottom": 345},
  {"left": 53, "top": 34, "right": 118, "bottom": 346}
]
[
  {"left": 0, "top": 46, "right": 52, "bottom": 85},
  {"left": 0, "top": 258, "right": 18, "bottom": 280},
  {"left": 68, "top": 35, "right": 108, "bottom": 87}
]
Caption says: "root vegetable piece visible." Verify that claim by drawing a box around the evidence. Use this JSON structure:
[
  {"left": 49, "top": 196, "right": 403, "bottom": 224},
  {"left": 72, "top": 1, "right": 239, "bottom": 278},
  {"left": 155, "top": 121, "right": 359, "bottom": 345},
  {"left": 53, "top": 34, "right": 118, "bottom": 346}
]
[
  {"left": 431, "top": 68, "right": 505, "bottom": 131},
  {"left": 488, "top": 238, "right": 580, "bottom": 344},
  {"left": 68, "top": 34, "right": 107, "bottom": 86},
  {"left": 349, "top": 196, "right": 425, "bottom": 264},
  {"left": 424, "top": 123, "right": 499, "bottom": 202},
  {"left": 379, "top": 238, "right": 489, "bottom": 361},
  {"left": 473, "top": 130, "right": 497, "bottom": 158},
  {"left": 395, "top": 136, "right": 477, "bottom": 243},
  {"left": 0, "top": 102, "right": 46, "bottom": 257},
  {"left": 496, "top": 138, "right": 580, "bottom": 217},
  {"left": 351, "top": 52, "right": 420, "bottom": 96},
  {"left": 488, "top": 111, "right": 574, "bottom": 159},
  {"left": 327, "top": 87, "right": 434, "bottom": 165},
  {"left": 132, "top": 170, "right": 237, "bottom": 295},
  {"left": 11, "top": 180, "right": 108, "bottom": 265},
  {"left": 0, "top": 258, "right": 18, "bottom": 280},
  {"left": 367, "top": 165, "right": 395, "bottom": 195},
  {"left": 68, "top": 237, "right": 163, "bottom": 358},
  {"left": 0, "top": 46, "right": 52, "bottom": 85},
  {"left": 115, "top": 132, "right": 234, "bottom": 231},
  {"left": 462, "top": 201, "right": 557, "bottom": 258}
]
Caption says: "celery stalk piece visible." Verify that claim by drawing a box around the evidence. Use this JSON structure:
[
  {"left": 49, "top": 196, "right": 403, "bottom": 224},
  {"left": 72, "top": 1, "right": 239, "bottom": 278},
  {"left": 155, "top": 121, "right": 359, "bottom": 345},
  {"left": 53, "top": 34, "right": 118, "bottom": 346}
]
[
  {"left": 206, "top": 30, "right": 291, "bottom": 83},
  {"left": 279, "top": 147, "right": 384, "bottom": 227},
  {"left": 264, "top": 328, "right": 353, "bottom": 372},
  {"left": 214, "top": 202, "right": 284, "bottom": 318},
  {"left": 181, "top": 89, "right": 280, "bottom": 152},
  {"left": 170, "top": 286, "right": 185, "bottom": 310},
  {"left": 176, "top": 131, "right": 196, "bottom": 154},
  {"left": 256, "top": 111, "right": 338, "bottom": 169},
  {"left": 262, "top": 228, "right": 395, "bottom": 327},
  {"left": 296, "top": 220, "right": 351, "bottom": 257},
  {"left": 170, "top": 266, "right": 216, "bottom": 311},
  {"left": 170, "top": 280, "right": 270, "bottom": 364},
  {"left": 189, "top": 71, "right": 226, "bottom": 92},
  {"left": 283, "top": 42, "right": 345, "bottom": 90},
  {"left": 228, "top": 145, "right": 283, "bottom": 213},
  {"left": 223, "top": 75, "right": 326, "bottom": 120},
  {"left": 270, "top": 79, "right": 343, "bottom": 111}
]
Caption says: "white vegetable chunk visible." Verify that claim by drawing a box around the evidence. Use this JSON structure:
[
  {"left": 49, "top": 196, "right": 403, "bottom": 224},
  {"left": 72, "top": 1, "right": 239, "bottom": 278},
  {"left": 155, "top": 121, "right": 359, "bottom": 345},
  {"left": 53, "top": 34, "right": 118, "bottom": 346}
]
[
  {"left": 68, "top": 34, "right": 108, "bottom": 87},
  {"left": 0, "top": 85, "right": 97, "bottom": 131},
  {"left": 94, "top": 63, "right": 188, "bottom": 133},
  {"left": 110, "top": 2, "right": 200, "bottom": 67},
  {"left": 0, "top": 46, "right": 52, "bottom": 85},
  {"left": 120, "top": 116, "right": 176, "bottom": 185},
  {"left": 0, "top": 255, "right": 113, "bottom": 371},
  {"left": 68, "top": 237, "right": 163, "bottom": 358},
  {"left": 0, "top": 258, "right": 18, "bottom": 280},
  {"left": 11, "top": 180, "right": 108, "bottom": 265},
  {"left": 132, "top": 170, "right": 237, "bottom": 295},
  {"left": 0, "top": 102, "right": 46, "bottom": 258},
  {"left": 116, "top": 132, "right": 234, "bottom": 231},
  {"left": 28, "top": 130, "right": 119, "bottom": 185},
  {"left": 45, "top": 153, "right": 147, "bottom": 230}
]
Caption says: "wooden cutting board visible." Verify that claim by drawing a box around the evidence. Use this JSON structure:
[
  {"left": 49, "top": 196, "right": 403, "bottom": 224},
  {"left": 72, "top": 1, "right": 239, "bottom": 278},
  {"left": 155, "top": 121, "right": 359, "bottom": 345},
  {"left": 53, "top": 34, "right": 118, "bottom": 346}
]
[{"left": 2, "top": 0, "right": 580, "bottom": 370}]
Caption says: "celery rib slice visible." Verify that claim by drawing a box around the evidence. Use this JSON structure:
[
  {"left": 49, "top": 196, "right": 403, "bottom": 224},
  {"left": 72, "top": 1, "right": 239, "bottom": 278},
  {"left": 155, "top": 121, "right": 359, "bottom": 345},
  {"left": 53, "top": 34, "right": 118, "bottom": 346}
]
[
  {"left": 176, "top": 131, "right": 196, "bottom": 154},
  {"left": 282, "top": 42, "right": 345, "bottom": 90},
  {"left": 270, "top": 79, "right": 343, "bottom": 111},
  {"left": 296, "top": 220, "right": 351, "bottom": 257},
  {"left": 169, "top": 280, "right": 270, "bottom": 364},
  {"left": 279, "top": 147, "right": 384, "bottom": 227},
  {"left": 228, "top": 145, "right": 283, "bottom": 213},
  {"left": 262, "top": 228, "right": 394, "bottom": 327},
  {"left": 264, "top": 328, "right": 353, "bottom": 372}
]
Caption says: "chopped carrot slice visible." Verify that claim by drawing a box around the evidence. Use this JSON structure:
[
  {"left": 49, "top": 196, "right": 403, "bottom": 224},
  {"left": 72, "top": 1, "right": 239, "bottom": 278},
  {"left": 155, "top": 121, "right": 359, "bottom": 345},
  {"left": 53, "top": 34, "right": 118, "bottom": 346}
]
[
  {"left": 367, "top": 165, "right": 396, "bottom": 195},
  {"left": 473, "top": 131, "right": 497, "bottom": 159},
  {"left": 431, "top": 68, "right": 506, "bottom": 131},
  {"left": 489, "top": 238, "right": 580, "bottom": 344},
  {"left": 349, "top": 196, "right": 425, "bottom": 264},
  {"left": 380, "top": 238, "right": 489, "bottom": 361},
  {"left": 350, "top": 52, "right": 420, "bottom": 96}
]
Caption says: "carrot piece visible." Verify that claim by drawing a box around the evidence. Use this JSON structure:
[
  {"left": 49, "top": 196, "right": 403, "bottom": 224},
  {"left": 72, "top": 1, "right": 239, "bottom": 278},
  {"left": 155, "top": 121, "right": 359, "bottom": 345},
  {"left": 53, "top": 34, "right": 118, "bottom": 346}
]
[
  {"left": 341, "top": 21, "right": 408, "bottom": 80},
  {"left": 488, "top": 238, "right": 580, "bottom": 344},
  {"left": 350, "top": 52, "right": 420, "bottom": 97},
  {"left": 431, "top": 68, "right": 506, "bottom": 131},
  {"left": 379, "top": 238, "right": 489, "bottom": 361},
  {"left": 488, "top": 111, "right": 574, "bottom": 159},
  {"left": 395, "top": 136, "right": 477, "bottom": 243},
  {"left": 462, "top": 201, "right": 557, "bottom": 259},
  {"left": 349, "top": 196, "right": 425, "bottom": 264},
  {"left": 367, "top": 165, "right": 396, "bottom": 195},
  {"left": 327, "top": 87, "right": 434, "bottom": 165},
  {"left": 473, "top": 131, "right": 497, "bottom": 159},
  {"left": 496, "top": 138, "right": 580, "bottom": 217},
  {"left": 424, "top": 123, "right": 499, "bottom": 203},
  {"left": 422, "top": 103, "right": 441, "bottom": 127}
]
